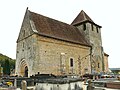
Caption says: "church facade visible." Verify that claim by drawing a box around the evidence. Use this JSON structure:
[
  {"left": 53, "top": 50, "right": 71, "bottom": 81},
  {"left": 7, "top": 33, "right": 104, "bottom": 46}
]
[{"left": 15, "top": 8, "right": 109, "bottom": 77}]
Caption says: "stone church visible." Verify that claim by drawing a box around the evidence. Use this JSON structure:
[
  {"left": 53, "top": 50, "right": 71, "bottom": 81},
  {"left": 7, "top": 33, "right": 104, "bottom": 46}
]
[{"left": 15, "top": 8, "right": 109, "bottom": 77}]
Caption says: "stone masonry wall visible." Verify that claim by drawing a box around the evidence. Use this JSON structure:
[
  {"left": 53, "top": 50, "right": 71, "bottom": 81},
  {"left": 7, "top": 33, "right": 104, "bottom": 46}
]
[
  {"left": 104, "top": 55, "right": 109, "bottom": 73},
  {"left": 76, "top": 23, "right": 104, "bottom": 73},
  {"left": 16, "top": 10, "right": 37, "bottom": 77},
  {"left": 33, "top": 35, "right": 91, "bottom": 76}
]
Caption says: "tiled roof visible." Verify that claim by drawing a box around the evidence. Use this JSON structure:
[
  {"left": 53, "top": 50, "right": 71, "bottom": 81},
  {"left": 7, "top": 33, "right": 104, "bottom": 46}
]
[
  {"left": 29, "top": 10, "right": 90, "bottom": 46},
  {"left": 71, "top": 10, "right": 101, "bottom": 28},
  {"left": 71, "top": 10, "right": 94, "bottom": 25}
]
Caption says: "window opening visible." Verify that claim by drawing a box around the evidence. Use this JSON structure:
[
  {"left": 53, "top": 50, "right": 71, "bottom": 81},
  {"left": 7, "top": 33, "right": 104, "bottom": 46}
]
[
  {"left": 98, "top": 63, "right": 100, "bottom": 68},
  {"left": 91, "top": 24, "right": 94, "bottom": 31},
  {"left": 23, "top": 30, "right": 25, "bottom": 37},
  {"left": 70, "top": 58, "right": 73, "bottom": 67},
  {"left": 83, "top": 23, "right": 86, "bottom": 30},
  {"left": 23, "top": 42, "right": 24, "bottom": 48},
  {"left": 96, "top": 27, "right": 99, "bottom": 33}
]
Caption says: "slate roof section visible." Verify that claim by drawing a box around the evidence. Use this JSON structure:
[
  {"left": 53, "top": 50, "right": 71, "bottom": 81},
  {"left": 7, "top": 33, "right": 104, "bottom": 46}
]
[
  {"left": 71, "top": 10, "right": 102, "bottom": 28},
  {"left": 29, "top": 10, "right": 90, "bottom": 47}
]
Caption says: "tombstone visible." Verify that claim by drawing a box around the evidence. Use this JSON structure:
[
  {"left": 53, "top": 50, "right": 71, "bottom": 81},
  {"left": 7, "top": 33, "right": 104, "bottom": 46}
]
[
  {"left": 74, "top": 83, "right": 83, "bottom": 90},
  {"left": 87, "top": 79, "right": 94, "bottom": 90},
  {"left": 67, "top": 83, "right": 71, "bottom": 90},
  {"left": 14, "top": 78, "right": 17, "bottom": 88},
  {"left": 21, "top": 80, "right": 27, "bottom": 90}
]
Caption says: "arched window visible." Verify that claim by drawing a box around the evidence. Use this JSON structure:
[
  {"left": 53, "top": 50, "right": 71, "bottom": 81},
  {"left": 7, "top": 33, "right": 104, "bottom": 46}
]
[
  {"left": 98, "top": 63, "right": 100, "bottom": 68},
  {"left": 70, "top": 58, "right": 73, "bottom": 67},
  {"left": 24, "top": 66, "right": 28, "bottom": 77}
]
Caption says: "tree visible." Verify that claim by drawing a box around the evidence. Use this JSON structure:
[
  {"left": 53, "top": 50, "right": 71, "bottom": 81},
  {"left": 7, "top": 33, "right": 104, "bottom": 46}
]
[
  {"left": 9, "top": 59, "right": 15, "bottom": 70},
  {"left": 3, "top": 59, "right": 10, "bottom": 75},
  {"left": 0, "top": 53, "right": 16, "bottom": 75}
]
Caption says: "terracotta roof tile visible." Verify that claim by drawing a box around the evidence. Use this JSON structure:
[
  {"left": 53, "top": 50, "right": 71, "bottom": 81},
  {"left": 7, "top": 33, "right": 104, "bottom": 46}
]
[
  {"left": 71, "top": 10, "right": 101, "bottom": 28},
  {"left": 29, "top": 10, "right": 90, "bottom": 46},
  {"left": 71, "top": 10, "right": 94, "bottom": 25}
]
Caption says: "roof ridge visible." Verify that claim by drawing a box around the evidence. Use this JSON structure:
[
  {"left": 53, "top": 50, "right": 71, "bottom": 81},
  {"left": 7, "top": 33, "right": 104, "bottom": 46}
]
[{"left": 29, "top": 10, "right": 71, "bottom": 27}]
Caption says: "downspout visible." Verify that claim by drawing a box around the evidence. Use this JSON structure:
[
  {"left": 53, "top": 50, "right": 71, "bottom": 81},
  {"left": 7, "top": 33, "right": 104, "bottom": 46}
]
[{"left": 90, "top": 46, "right": 93, "bottom": 74}]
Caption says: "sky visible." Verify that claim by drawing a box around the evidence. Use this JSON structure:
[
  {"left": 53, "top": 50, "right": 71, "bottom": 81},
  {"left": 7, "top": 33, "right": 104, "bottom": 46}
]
[{"left": 0, "top": 0, "right": 120, "bottom": 68}]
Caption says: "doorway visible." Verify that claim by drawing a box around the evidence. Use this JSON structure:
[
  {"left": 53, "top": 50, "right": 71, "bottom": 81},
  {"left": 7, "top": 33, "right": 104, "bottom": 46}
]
[{"left": 24, "top": 66, "right": 28, "bottom": 77}]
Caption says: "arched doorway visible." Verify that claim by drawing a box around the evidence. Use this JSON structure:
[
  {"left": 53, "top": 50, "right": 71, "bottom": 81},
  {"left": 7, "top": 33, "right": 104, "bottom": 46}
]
[
  {"left": 24, "top": 66, "right": 28, "bottom": 77},
  {"left": 19, "top": 59, "right": 28, "bottom": 77}
]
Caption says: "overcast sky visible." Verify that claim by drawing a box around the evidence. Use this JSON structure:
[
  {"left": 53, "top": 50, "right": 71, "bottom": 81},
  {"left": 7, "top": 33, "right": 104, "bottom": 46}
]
[{"left": 0, "top": 0, "right": 120, "bottom": 68}]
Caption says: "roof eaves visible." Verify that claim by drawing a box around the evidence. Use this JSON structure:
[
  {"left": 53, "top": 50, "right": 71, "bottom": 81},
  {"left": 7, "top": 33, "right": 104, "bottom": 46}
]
[{"left": 72, "top": 20, "right": 102, "bottom": 28}]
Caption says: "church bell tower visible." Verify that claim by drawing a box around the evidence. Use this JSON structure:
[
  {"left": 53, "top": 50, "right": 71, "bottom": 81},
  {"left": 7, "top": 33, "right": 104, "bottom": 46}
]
[{"left": 71, "top": 10, "right": 104, "bottom": 74}]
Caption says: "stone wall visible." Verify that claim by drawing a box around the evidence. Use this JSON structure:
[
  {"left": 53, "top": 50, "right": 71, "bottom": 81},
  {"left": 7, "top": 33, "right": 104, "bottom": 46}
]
[
  {"left": 104, "top": 54, "right": 109, "bottom": 73},
  {"left": 16, "top": 35, "right": 37, "bottom": 77},
  {"left": 16, "top": 32, "right": 91, "bottom": 77},
  {"left": 15, "top": 10, "right": 37, "bottom": 77},
  {"left": 34, "top": 35, "right": 91, "bottom": 76},
  {"left": 76, "top": 22, "right": 104, "bottom": 73}
]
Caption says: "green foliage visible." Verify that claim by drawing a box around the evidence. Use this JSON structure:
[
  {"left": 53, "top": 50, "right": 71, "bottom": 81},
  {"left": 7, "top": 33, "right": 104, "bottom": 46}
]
[
  {"left": 3, "top": 59, "right": 10, "bottom": 75},
  {"left": 9, "top": 59, "right": 15, "bottom": 70},
  {"left": 0, "top": 53, "right": 16, "bottom": 75}
]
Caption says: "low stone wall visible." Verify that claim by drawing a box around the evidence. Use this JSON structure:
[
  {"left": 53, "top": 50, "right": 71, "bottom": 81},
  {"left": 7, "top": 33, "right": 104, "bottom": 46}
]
[
  {"left": 35, "top": 80, "right": 83, "bottom": 90},
  {"left": 2, "top": 77, "right": 34, "bottom": 88},
  {"left": 92, "top": 80, "right": 120, "bottom": 89},
  {"left": 106, "top": 82, "right": 120, "bottom": 89},
  {"left": 92, "top": 81, "right": 106, "bottom": 87}
]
